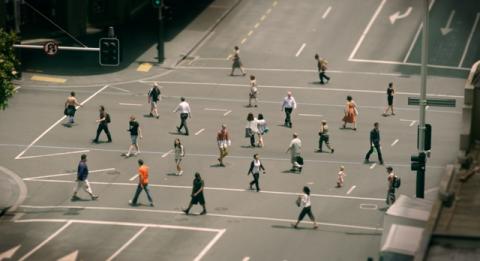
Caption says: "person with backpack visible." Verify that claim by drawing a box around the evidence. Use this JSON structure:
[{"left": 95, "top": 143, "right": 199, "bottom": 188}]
[
  {"left": 93, "top": 105, "right": 112, "bottom": 143},
  {"left": 386, "top": 166, "right": 400, "bottom": 206},
  {"left": 247, "top": 153, "right": 266, "bottom": 192},
  {"left": 125, "top": 115, "right": 143, "bottom": 157},
  {"left": 148, "top": 82, "right": 161, "bottom": 119}
]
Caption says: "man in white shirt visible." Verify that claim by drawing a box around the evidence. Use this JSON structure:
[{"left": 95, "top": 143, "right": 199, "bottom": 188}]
[
  {"left": 173, "top": 97, "right": 191, "bottom": 136},
  {"left": 281, "top": 91, "right": 297, "bottom": 128},
  {"left": 286, "top": 133, "right": 302, "bottom": 171}
]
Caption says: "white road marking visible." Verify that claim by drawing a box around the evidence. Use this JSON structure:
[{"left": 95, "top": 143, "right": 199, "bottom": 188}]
[
  {"left": 241, "top": 38, "right": 247, "bottom": 44},
  {"left": 349, "top": 58, "right": 469, "bottom": 71},
  {"left": 23, "top": 168, "right": 115, "bottom": 181},
  {"left": 295, "top": 43, "right": 306, "bottom": 57},
  {"left": 161, "top": 149, "right": 173, "bottom": 158},
  {"left": 248, "top": 30, "right": 253, "bottom": 36},
  {"left": 400, "top": 119, "right": 417, "bottom": 126},
  {"left": 188, "top": 56, "right": 200, "bottom": 65},
  {"left": 205, "top": 108, "right": 228, "bottom": 111},
  {"left": 272, "top": 1, "right": 277, "bottom": 7},
  {"left": 349, "top": 0, "right": 386, "bottom": 60},
  {"left": 346, "top": 185, "right": 356, "bottom": 195},
  {"left": 266, "top": 8, "right": 272, "bottom": 14},
  {"left": 459, "top": 13, "right": 480, "bottom": 67},
  {"left": 403, "top": 0, "right": 437, "bottom": 62},
  {"left": 129, "top": 174, "right": 138, "bottom": 181},
  {"left": 14, "top": 84, "right": 110, "bottom": 160},
  {"left": 223, "top": 110, "right": 232, "bottom": 116},
  {"left": 111, "top": 86, "right": 131, "bottom": 93},
  {"left": 440, "top": 10, "right": 456, "bottom": 36},
  {"left": 410, "top": 120, "right": 416, "bottom": 127},
  {"left": 389, "top": 6, "right": 412, "bottom": 24},
  {"left": 359, "top": 204, "right": 378, "bottom": 210},
  {"left": 18, "top": 150, "right": 90, "bottom": 160},
  {"left": 391, "top": 139, "right": 399, "bottom": 146},
  {"left": 106, "top": 227, "right": 147, "bottom": 261},
  {"left": 18, "top": 221, "right": 72, "bottom": 261},
  {"left": 18, "top": 207, "right": 383, "bottom": 232},
  {"left": 298, "top": 113, "right": 323, "bottom": 117},
  {"left": 194, "top": 229, "right": 226, "bottom": 261},
  {"left": 425, "top": 106, "right": 430, "bottom": 110},
  {"left": 0, "top": 245, "right": 21, "bottom": 260},
  {"left": 254, "top": 23, "right": 260, "bottom": 28},
  {"left": 57, "top": 250, "right": 78, "bottom": 261},
  {"left": 322, "top": 6, "right": 332, "bottom": 19},
  {"left": 260, "top": 15, "right": 266, "bottom": 21},
  {"left": 370, "top": 163, "right": 376, "bottom": 169},
  {"left": 242, "top": 257, "right": 251, "bottom": 261},
  {"left": 119, "top": 103, "right": 142, "bottom": 106},
  {"left": 195, "top": 128, "right": 205, "bottom": 136}
]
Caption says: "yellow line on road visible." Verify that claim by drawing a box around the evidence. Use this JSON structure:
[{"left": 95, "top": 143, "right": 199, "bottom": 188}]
[
  {"left": 31, "top": 75, "right": 66, "bottom": 83},
  {"left": 137, "top": 63, "right": 153, "bottom": 72}
]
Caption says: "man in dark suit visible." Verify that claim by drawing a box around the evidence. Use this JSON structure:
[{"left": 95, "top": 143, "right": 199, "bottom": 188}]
[{"left": 364, "top": 122, "right": 384, "bottom": 165}]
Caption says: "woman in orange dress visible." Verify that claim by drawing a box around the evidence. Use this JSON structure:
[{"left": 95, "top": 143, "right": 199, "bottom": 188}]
[{"left": 342, "top": 95, "right": 358, "bottom": 130}]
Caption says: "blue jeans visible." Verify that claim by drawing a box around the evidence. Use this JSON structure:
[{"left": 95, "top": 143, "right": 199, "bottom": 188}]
[{"left": 131, "top": 184, "right": 153, "bottom": 204}]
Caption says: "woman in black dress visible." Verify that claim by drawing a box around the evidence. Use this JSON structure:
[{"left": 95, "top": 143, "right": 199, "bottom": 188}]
[
  {"left": 230, "top": 46, "right": 246, "bottom": 76},
  {"left": 183, "top": 172, "right": 207, "bottom": 215}
]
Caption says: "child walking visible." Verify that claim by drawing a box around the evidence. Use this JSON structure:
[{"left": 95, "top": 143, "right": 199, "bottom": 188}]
[{"left": 336, "top": 166, "right": 346, "bottom": 188}]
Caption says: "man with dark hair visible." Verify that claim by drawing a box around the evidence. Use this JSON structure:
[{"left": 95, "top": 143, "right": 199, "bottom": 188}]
[
  {"left": 364, "top": 122, "right": 384, "bottom": 165},
  {"left": 71, "top": 154, "right": 98, "bottom": 201},
  {"left": 129, "top": 159, "right": 154, "bottom": 207},
  {"left": 173, "top": 97, "right": 191, "bottom": 136},
  {"left": 183, "top": 172, "right": 207, "bottom": 215},
  {"left": 93, "top": 105, "right": 112, "bottom": 143},
  {"left": 64, "top": 91, "right": 82, "bottom": 125},
  {"left": 148, "top": 82, "right": 161, "bottom": 119}
]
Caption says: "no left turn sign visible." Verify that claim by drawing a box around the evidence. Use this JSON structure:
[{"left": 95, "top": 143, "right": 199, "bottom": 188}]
[{"left": 43, "top": 41, "right": 59, "bottom": 56}]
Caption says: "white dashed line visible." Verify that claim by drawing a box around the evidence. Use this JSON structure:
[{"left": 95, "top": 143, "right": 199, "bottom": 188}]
[
  {"left": 391, "top": 139, "right": 399, "bottom": 146},
  {"left": 241, "top": 38, "right": 247, "bottom": 45},
  {"left": 223, "top": 110, "right": 232, "bottom": 116},
  {"left": 195, "top": 128, "right": 205, "bottom": 136},
  {"left": 322, "top": 6, "right": 332, "bottom": 19},
  {"left": 359, "top": 204, "right": 378, "bottom": 210},
  {"left": 266, "top": 8, "right": 272, "bottom": 14},
  {"left": 248, "top": 30, "right": 253, "bottom": 36},
  {"left": 205, "top": 108, "right": 228, "bottom": 111},
  {"left": 129, "top": 174, "right": 138, "bottom": 181},
  {"left": 119, "top": 103, "right": 142, "bottom": 106},
  {"left": 260, "top": 15, "right": 266, "bottom": 21},
  {"left": 254, "top": 23, "right": 260, "bottom": 28},
  {"left": 298, "top": 113, "right": 323, "bottom": 117},
  {"left": 242, "top": 257, "right": 250, "bottom": 261},
  {"left": 410, "top": 121, "right": 416, "bottom": 127},
  {"left": 295, "top": 43, "right": 306, "bottom": 57},
  {"left": 346, "top": 185, "right": 356, "bottom": 195},
  {"left": 369, "top": 163, "right": 376, "bottom": 169},
  {"left": 161, "top": 149, "right": 173, "bottom": 158}
]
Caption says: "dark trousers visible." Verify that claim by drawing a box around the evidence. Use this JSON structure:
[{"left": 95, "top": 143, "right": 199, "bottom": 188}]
[
  {"left": 132, "top": 184, "right": 153, "bottom": 204},
  {"left": 319, "top": 71, "right": 330, "bottom": 83},
  {"left": 386, "top": 188, "right": 396, "bottom": 205},
  {"left": 178, "top": 113, "right": 189, "bottom": 135},
  {"left": 249, "top": 134, "right": 256, "bottom": 146},
  {"left": 365, "top": 143, "right": 383, "bottom": 164},
  {"left": 319, "top": 134, "right": 330, "bottom": 150},
  {"left": 249, "top": 173, "right": 260, "bottom": 191},
  {"left": 95, "top": 123, "right": 112, "bottom": 142},
  {"left": 284, "top": 107, "right": 293, "bottom": 127},
  {"left": 298, "top": 206, "right": 315, "bottom": 221}
]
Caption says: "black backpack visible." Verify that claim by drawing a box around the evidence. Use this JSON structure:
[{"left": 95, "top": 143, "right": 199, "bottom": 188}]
[
  {"left": 149, "top": 87, "right": 160, "bottom": 101},
  {"left": 106, "top": 113, "right": 111, "bottom": 123},
  {"left": 393, "top": 176, "right": 401, "bottom": 188}
]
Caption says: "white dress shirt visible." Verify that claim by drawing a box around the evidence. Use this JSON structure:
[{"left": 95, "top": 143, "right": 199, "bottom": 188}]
[
  {"left": 282, "top": 96, "right": 297, "bottom": 110},
  {"left": 174, "top": 101, "right": 191, "bottom": 114}
]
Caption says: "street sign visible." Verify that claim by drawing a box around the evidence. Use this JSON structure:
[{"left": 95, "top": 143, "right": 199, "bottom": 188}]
[
  {"left": 43, "top": 41, "right": 59, "bottom": 56},
  {"left": 408, "top": 97, "right": 456, "bottom": 107}
]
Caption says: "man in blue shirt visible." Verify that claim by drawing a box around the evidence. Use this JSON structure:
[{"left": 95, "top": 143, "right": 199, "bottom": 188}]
[{"left": 72, "top": 154, "right": 98, "bottom": 201}]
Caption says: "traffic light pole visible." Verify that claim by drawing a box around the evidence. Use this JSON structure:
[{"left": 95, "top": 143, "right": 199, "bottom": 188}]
[
  {"left": 157, "top": 2, "right": 165, "bottom": 63},
  {"left": 417, "top": 0, "right": 429, "bottom": 198}
]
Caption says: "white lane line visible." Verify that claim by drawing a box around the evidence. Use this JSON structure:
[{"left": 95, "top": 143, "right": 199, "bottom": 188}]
[
  {"left": 266, "top": 8, "right": 272, "bottom": 14},
  {"left": 18, "top": 150, "right": 90, "bottom": 160},
  {"left": 188, "top": 56, "right": 200, "bottom": 65},
  {"left": 254, "top": 22, "right": 260, "bottom": 28},
  {"left": 14, "top": 84, "right": 110, "bottom": 160},
  {"left": 23, "top": 168, "right": 115, "bottom": 181},
  {"left": 370, "top": 163, "right": 376, "bottom": 169},
  {"left": 18, "top": 221, "right": 72, "bottom": 261},
  {"left": 57, "top": 250, "right": 78, "bottom": 261},
  {"left": 195, "top": 128, "right": 205, "bottom": 136},
  {"left": 403, "top": 0, "right": 436, "bottom": 63},
  {"left": 426, "top": 105, "right": 430, "bottom": 110},
  {"left": 161, "top": 149, "right": 173, "bottom": 158},
  {"left": 272, "top": 1, "right": 277, "bottom": 7},
  {"left": 346, "top": 185, "right": 356, "bottom": 195},
  {"left": 260, "top": 15, "right": 266, "bottom": 21},
  {"left": 223, "top": 110, "right": 232, "bottom": 116},
  {"left": 248, "top": 30, "right": 253, "bottom": 36},
  {"left": 111, "top": 86, "right": 131, "bottom": 93},
  {"left": 19, "top": 206, "right": 383, "bottom": 232},
  {"left": 241, "top": 38, "right": 247, "bottom": 45},
  {"left": 129, "top": 174, "right": 138, "bottom": 181},
  {"left": 106, "top": 226, "right": 147, "bottom": 261},
  {"left": 349, "top": 0, "right": 386, "bottom": 60},
  {"left": 119, "top": 103, "right": 142, "bottom": 106},
  {"left": 205, "top": 108, "right": 228, "bottom": 111},
  {"left": 322, "top": 6, "right": 332, "bottom": 19},
  {"left": 298, "top": 113, "right": 323, "bottom": 117},
  {"left": 194, "top": 229, "right": 226, "bottom": 261},
  {"left": 360, "top": 204, "right": 378, "bottom": 210},
  {"left": 23, "top": 179, "right": 385, "bottom": 201},
  {"left": 459, "top": 13, "right": 480, "bottom": 67},
  {"left": 295, "top": 43, "right": 306, "bottom": 57},
  {"left": 242, "top": 257, "right": 250, "bottom": 261},
  {"left": 349, "top": 58, "right": 469, "bottom": 71},
  {"left": 391, "top": 139, "right": 399, "bottom": 146}
]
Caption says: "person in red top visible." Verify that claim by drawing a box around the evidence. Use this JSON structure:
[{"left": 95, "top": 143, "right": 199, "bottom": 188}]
[
  {"left": 217, "top": 124, "right": 231, "bottom": 167},
  {"left": 129, "top": 159, "right": 154, "bottom": 207}
]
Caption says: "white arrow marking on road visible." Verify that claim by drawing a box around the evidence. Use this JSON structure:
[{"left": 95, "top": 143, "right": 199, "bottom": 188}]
[
  {"left": 389, "top": 6, "right": 412, "bottom": 24},
  {"left": 57, "top": 250, "right": 78, "bottom": 261},
  {"left": 440, "top": 10, "right": 455, "bottom": 35},
  {"left": 391, "top": 139, "right": 399, "bottom": 147},
  {"left": 0, "top": 245, "right": 21, "bottom": 260}
]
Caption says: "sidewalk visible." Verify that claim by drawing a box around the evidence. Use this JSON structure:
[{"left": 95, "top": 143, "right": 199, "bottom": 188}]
[{"left": 0, "top": 166, "right": 27, "bottom": 216}]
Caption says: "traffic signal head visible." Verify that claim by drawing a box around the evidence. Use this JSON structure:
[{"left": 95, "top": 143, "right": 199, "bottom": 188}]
[
  {"left": 99, "top": 38, "right": 120, "bottom": 66},
  {"left": 152, "top": 0, "right": 162, "bottom": 8},
  {"left": 411, "top": 152, "right": 426, "bottom": 171}
]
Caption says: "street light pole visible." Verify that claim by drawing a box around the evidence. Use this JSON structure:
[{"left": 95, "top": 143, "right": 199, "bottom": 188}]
[{"left": 417, "top": 0, "right": 429, "bottom": 198}]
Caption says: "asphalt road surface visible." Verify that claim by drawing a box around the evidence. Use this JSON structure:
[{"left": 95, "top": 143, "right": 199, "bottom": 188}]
[{"left": 0, "top": 0, "right": 476, "bottom": 260}]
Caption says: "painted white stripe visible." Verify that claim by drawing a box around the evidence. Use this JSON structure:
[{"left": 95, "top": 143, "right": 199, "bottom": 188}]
[
  {"left": 349, "top": 0, "right": 386, "bottom": 60},
  {"left": 272, "top": 1, "right": 277, "bottom": 7},
  {"left": 161, "top": 149, "right": 173, "bottom": 158},
  {"left": 119, "top": 103, "right": 142, "bottom": 106},
  {"left": 194, "top": 229, "right": 226, "bottom": 261},
  {"left": 391, "top": 139, "right": 399, "bottom": 146},
  {"left": 106, "top": 226, "right": 147, "bottom": 261},
  {"left": 205, "top": 108, "right": 228, "bottom": 111},
  {"left": 254, "top": 23, "right": 260, "bottom": 28},
  {"left": 370, "top": 163, "right": 376, "bottom": 169},
  {"left": 223, "top": 110, "right": 232, "bottom": 116},
  {"left": 23, "top": 168, "right": 115, "bottom": 181},
  {"left": 322, "top": 6, "right": 332, "bottom": 19},
  {"left": 129, "top": 174, "right": 138, "bottom": 181},
  {"left": 400, "top": 118, "right": 416, "bottom": 121},
  {"left": 260, "top": 15, "right": 266, "bottom": 21},
  {"left": 18, "top": 150, "right": 90, "bottom": 160},
  {"left": 410, "top": 120, "right": 417, "bottom": 127},
  {"left": 349, "top": 58, "right": 469, "bottom": 71},
  {"left": 188, "top": 56, "right": 200, "bottom": 65},
  {"left": 403, "top": 0, "right": 436, "bottom": 63},
  {"left": 360, "top": 204, "right": 378, "bottom": 210},
  {"left": 426, "top": 105, "right": 430, "bottom": 110},
  {"left": 195, "top": 128, "right": 205, "bottom": 136},
  {"left": 298, "top": 113, "right": 323, "bottom": 117},
  {"left": 295, "top": 43, "right": 306, "bottom": 57},
  {"left": 242, "top": 257, "right": 250, "bottom": 261},
  {"left": 346, "top": 185, "right": 356, "bottom": 195},
  {"left": 111, "top": 86, "right": 131, "bottom": 93},
  {"left": 18, "top": 221, "right": 72, "bottom": 261},
  {"left": 459, "top": 13, "right": 480, "bottom": 67},
  {"left": 241, "top": 38, "right": 247, "bottom": 44},
  {"left": 247, "top": 30, "right": 253, "bottom": 36},
  {"left": 14, "top": 84, "right": 110, "bottom": 160},
  {"left": 18, "top": 206, "right": 383, "bottom": 232},
  {"left": 266, "top": 8, "right": 272, "bottom": 14}
]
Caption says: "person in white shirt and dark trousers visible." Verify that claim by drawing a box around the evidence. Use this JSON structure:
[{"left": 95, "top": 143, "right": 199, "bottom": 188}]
[
  {"left": 292, "top": 186, "right": 318, "bottom": 229},
  {"left": 281, "top": 91, "right": 296, "bottom": 128},
  {"left": 173, "top": 97, "right": 191, "bottom": 136},
  {"left": 247, "top": 154, "right": 266, "bottom": 192}
]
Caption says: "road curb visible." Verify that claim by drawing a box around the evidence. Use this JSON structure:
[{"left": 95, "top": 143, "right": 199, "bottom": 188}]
[{"left": 0, "top": 166, "right": 28, "bottom": 215}]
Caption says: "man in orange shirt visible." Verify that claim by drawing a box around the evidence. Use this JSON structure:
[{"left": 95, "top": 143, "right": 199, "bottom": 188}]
[{"left": 129, "top": 159, "right": 154, "bottom": 207}]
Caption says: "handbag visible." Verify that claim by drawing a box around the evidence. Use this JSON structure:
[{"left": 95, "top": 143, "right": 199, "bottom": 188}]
[
  {"left": 295, "top": 196, "right": 301, "bottom": 207},
  {"left": 354, "top": 107, "right": 359, "bottom": 115},
  {"left": 245, "top": 127, "right": 253, "bottom": 138}
]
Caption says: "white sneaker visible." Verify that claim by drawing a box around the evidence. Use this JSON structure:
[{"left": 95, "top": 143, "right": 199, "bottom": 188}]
[
  {"left": 134, "top": 151, "right": 140, "bottom": 156},
  {"left": 178, "top": 170, "right": 183, "bottom": 176}
]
